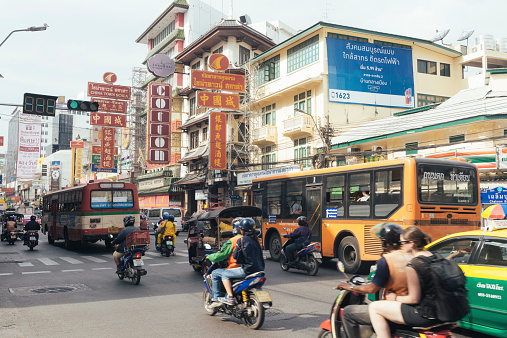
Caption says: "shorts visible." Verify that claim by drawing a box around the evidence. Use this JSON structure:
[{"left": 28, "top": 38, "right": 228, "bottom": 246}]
[
  {"left": 400, "top": 304, "right": 441, "bottom": 328},
  {"left": 113, "top": 251, "right": 125, "bottom": 259}
]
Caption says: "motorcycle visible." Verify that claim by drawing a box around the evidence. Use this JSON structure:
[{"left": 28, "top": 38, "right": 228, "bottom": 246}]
[
  {"left": 202, "top": 262, "right": 272, "bottom": 330},
  {"left": 160, "top": 234, "right": 175, "bottom": 257},
  {"left": 6, "top": 230, "right": 21, "bottom": 245},
  {"left": 280, "top": 239, "right": 322, "bottom": 276},
  {"left": 24, "top": 230, "right": 39, "bottom": 250},
  {"left": 117, "top": 245, "right": 148, "bottom": 285},
  {"left": 318, "top": 262, "right": 456, "bottom": 338}
]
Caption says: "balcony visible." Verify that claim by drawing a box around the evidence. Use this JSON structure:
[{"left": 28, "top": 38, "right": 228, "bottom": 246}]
[
  {"left": 282, "top": 115, "right": 313, "bottom": 138},
  {"left": 251, "top": 125, "right": 277, "bottom": 146}
]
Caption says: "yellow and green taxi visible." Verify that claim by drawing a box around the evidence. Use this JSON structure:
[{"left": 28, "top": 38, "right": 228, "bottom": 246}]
[{"left": 425, "top": 225, "right": 507, "bottom": 338}]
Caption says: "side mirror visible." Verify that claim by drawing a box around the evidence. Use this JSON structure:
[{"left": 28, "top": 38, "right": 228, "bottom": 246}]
[
  {"left": 337, "top": 261, "right": 345, "bottom": 273},
  {"left": 204, "top": 243, "right": 211, "bottom": 250}
]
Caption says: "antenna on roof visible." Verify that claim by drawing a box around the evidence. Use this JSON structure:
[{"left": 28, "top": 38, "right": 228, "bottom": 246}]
[
  {"left": 431, "top": 29, "right": 450, "bottom": 44},
  {"left": 457, "top": 30, "right": 475, "bottom": 46}
]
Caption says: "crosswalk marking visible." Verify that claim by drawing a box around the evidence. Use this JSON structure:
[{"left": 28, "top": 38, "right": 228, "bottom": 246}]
[
  {"left": 59, "top": 257, "right": 83, "bottom": 264},
  {"left": 62, "top": 269, "right": 84, "bottom": 272},
  {"left": 144, "top": 251, "right": 159, "bottom": 256},
  {"left": 175, "top": 261, "right": 187, "bottom": 264},
  {"left": 91, "top": 267, "right": 113, "bottom": 270},
  {"left": 0, "top": 273, "right": 13, "bottom": 276},
  {"left": 37, "top": 258, "right": 59, "bottom": 266},
  {"left": 18, "top": 262, "right": 34, "bottom": 267},
  {"left": 81, "top": 256, "right": 107, "bottom": 263},
  {"left": 22, "top": 271, "right": 50, "bottom": 274},
  {"left": 148, "top": 263, "right": 170, "bottom": 266}
]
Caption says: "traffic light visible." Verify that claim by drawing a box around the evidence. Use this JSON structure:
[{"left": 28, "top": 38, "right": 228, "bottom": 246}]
[
  {"left": 23, "top": 93, "right": 57, "bottom": 117},
  {"left": 67, "top": 99, "right": 99, "bottom": 112}
]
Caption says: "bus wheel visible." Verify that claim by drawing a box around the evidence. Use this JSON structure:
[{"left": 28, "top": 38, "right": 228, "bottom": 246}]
[
  {"left": 105, "top": 239, "right": 113, "bottom": 249},
  {"left": 338, "top": 237, "right": 361, "bottom": 273},
  {"left": 269, "top": 234, "right": 282, "bottom": 262}
]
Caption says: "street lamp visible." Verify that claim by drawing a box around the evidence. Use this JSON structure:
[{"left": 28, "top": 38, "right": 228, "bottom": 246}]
[{"left": 0, "top": 24, "right": 49, "bottom": 48}]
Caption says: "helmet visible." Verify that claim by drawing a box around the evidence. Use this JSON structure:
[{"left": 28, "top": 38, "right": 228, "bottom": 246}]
[
  {"left": 30, "top": 215, "right": 36, "bottom": 221},
  {"left": 123, "top": 215, "right": 135, "bottom": 227},
  {"left": 163, "top": 212, "right": 170, "bottom": 220},
  {"left": 238, "top": 218, "right": 255, "bottom": 236},
  {"left": 297, "top": 216, "right": 308, "bottom": 227},
  {"left": 371, "top": 223, "right": 403, "bottom": 247},
  {"left": 166, "top": 214, "right": 175, "bottom": 222},
  {"left": 232, "top": 217, "right": 243, "bottom": 235},
  {"left": 140, "top": 214, "right": 146, "bottom": 220}
]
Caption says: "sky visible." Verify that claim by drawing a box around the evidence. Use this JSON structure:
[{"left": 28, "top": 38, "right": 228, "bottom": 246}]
[{"left": 1, "top": 0, "right": 507, "bottom": 155}]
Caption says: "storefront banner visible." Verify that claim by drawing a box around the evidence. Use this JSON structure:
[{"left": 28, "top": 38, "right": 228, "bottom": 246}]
[
  {"left": 327, "top": 38, "right": 414, "bottom": 108},
  {"left": 210, "top": 112, "right": 227, "bottom": 170},
  {"left": 138, "top": 178, "right": 165, "bottom": 190},
  {"left": 147, "top": 82, "right": 172, "bottom": 164},
  {"left": 191, "top": 70, "right": 245, "bottom": 93},
  {"left": 16, "top": 114, "right": 42, "bottom": 179},
  {"left": 195, "top": 190, "right": 207, "bottom": 200},
  {"left": 100, "top": 128, "right": 116, "bottom": 169},
  {"left": 197, "top": 91, "right": 239, "bottom": 109},
  {"left": 237, "top": 164, "right": 302, "bottom": 185}
]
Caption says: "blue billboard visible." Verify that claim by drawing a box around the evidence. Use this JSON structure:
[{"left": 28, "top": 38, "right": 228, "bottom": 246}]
[
  {"left": 91, "top": 164, "right": 117, "bottom": 173},
  {"left": 481, "top": 187, "right": 507, "bottom": 204},
  {"left": 327, "top": 38, "right": 415, "bottom": 108}
]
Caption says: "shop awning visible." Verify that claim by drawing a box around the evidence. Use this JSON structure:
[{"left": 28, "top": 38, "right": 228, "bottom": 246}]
[
  {"left": 178, "top": 145, "right": 209, "bottom": 163},
  {"left": 179, "top": 111, "right": 210, "bottom": 130},
  {"left": 174, "top": 172, "right": 206, "bottom": 186}
]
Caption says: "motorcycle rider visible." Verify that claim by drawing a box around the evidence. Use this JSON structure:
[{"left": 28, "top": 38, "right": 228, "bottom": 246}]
[
  {"left": 336, "top": 223, "right": 411, "bottom": 338},
  {"left": 23, "top": 215, "right": 41, "bottom": 244},
  {"left": 283, "top": 216, "right": 312, "bottom": 267},
  {"left": 156, "top": 213, "right": 176, "bottom": 250},
  {"left": 140, "top": 214, "right": 148, "bottom": 230},
  {"left": 208, "top": 217, "right": 244, "bottom": 308},
  {"left": 112, "top": 215, "right": 139, "bottom": 274}
]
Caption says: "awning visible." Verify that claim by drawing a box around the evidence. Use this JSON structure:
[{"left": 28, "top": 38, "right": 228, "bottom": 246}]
[
  {"left": 179, "top": 111, "right": 210, "bottom": 130},
  {"left": 178, "top": 145, "right": 209, "bottom": 162},
  {"left": 174, "top": 173, "right": 206, "bottom": 186}
]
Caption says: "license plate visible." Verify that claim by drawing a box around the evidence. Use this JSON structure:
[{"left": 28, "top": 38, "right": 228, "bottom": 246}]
[
  {"left": 133, "top": 259, "right": 143, "bottom": 266},
  {"left": 313, "top": 252, "right": 322, "bottom": 259},
  {"left": 30, "top": 237, "right": 36, "bottom": 241},
  {"left": 108, "top": 227, "right": 119, "bottom": 233},
  {"left": 166, "top": 241, "right": 172, "bottom": 245},
  {"left": 255, "top": 290, "right": 272, "bottom": 303}
]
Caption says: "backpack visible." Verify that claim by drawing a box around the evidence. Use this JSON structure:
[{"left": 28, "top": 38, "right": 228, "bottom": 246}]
[{"left": 420, "top": 253, "right": 470, "bottom": 322}]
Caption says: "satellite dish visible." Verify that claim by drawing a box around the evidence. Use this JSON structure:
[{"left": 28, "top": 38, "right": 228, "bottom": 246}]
[
  {"left": 431, "top": 29, "right": 450, "bottom": 43},
  {"left": 457, "top": 30, "right": 475, "bottom": 41},
  {"left": 239, "top": 14, "right": 252, "bottom": 25}
]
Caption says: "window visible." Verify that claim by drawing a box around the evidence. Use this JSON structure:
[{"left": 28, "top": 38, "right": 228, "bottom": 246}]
[
  {"left": 405, "top": 142, "right": 418, "bottom": 155},
  {"left": 477, "top": 240, "right": 507, "bottom": 266},
  {"left": 152, "top": 20, "right": 176, "bottom": 47},
  {"left": 373, "top": 40, "right": 411, "bottom": 49},
  {"left": 266, "top": 181, "right": 282, "bottom": 215},
  {"left": 166, "top": 47, "right": 175, "bottom": 58},
  {"left": 191, "top": 61, "right": 200, "bottom": 70},
  {"left": 294, "top": 137, "right": 311, "bottom": 168},
  {"left": 90, "top": 190, "right": 134, "bottom": 209},
  {"left": 189, "top": 97, "right": 196, "bottom": 116},
  {"left": 213, "top": 46, "right": 223, "bottom": 54},
  {"left": 374, "top": 169, "right": 402, "bottom": 217},
  {"left": 287, "top": 35, "right": 319, "bottom": 73},
  {"left": 440, "top": 63, "right": 450, "bottom": 77},
  {"left": 450, "top": 134, "right": 465, "bottom": 143},
  {"left": 190, "top": 130, "right": 199, "bottom": 149},
  {"left": 327, "top": 32, "right": 368, "bottom": 43},
  {"left": 202, "top": 127, "right": 208, "bottom": 142},
  {"left": 417, "top": 93, "right": 449, "bottom": 107},
  {"left": 430, "top": 238, "right": 479, "bottom": 264},
  {"left": 294, "top": 91, "right": 311, "bottom": 115},
  {"left": 349, "top": 172, "right": 371, "bottom": 217},
  {"left": 261, "top": 146, "right": 276, "bottom": 170},
  {"left": 257, "top": 55, "right": 280, "bottom": 85},
  {"left": 285, "top": 179, "right": 304, "bottom": 218},
  {"left": 325, "top": 175, "right": 345, "bottom": 217},
  {"left": 239, "top": 45, "right": 250, "bottom": 65},
  {"left": 417, "top": 59, "right": 437, "bottom": 75},
  {"left": 261, "top": 104, "right": 276, "bottom": 126}
]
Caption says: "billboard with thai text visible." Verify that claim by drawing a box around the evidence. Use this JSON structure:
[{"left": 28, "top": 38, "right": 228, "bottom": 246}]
[{"left": 16, "top": 114, "right": 42, "bottom": 179}]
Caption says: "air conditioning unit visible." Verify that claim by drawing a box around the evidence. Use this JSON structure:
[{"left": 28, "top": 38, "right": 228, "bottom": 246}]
[
  {"left": 371, "top": 145, "right": 383, "bottom": 153},
  {"left": 347, "top": 147, "right": 361, "bottom": 153}
]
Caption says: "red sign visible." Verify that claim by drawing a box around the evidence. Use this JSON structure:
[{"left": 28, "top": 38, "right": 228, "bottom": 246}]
[
  {"left": 191, "top": 70, "right": 245, "bottom": 93},
  {"left": 90, "top": 112, "right": 127, "bottom": 127},
  {"left": 208, "top": 53, "right": 229, "bottom": 71},
  {"left": 88, "top": 82, "right": 131, "bottom": 100},
  {"left": 70, "top": 141, "right": 84, "bottom": 148},
  {"left": 91, "top": 98, "right": 127, "bottom": 114},
  {"left": 103, "top": 72, "right": 117, "bottom": 84},
  {"left": 210, "top": 112, "right": 227, "bottom": 170},
  {"left": 92, "top": 146, "right": 101, "bottom": 154},
  {"left": 101, "top": 128, "right": 116, "bottom": 169},
  {"left": 2, "top": 188, "right": 14, "bottom": 193},
  {"left": 197, "top": 91, "right": 239, "bottom": 109},
  {"left": 0, "top": 136, "right": 3, "bottom": 146},
  {"left": 147, "top": 82, "right": 172, "bottom": 164}
]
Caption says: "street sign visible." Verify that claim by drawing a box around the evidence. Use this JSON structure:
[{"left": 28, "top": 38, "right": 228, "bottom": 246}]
[
  {"left": 92, "top": 154, "right": 118, "bottom": 164},
  {"left": 91, "top": 163, "right": 117, "bottom": 173},
  {"left": 88, "top": 82, "right": 131, "bottom": 100},
  {"left": 229, "top": 195, "right": 240, "bottom": 200}
]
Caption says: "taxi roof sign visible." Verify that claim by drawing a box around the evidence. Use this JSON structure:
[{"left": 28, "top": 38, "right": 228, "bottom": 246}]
[{"left": 485, "top": 219, "right": 507, "bottom": 232}]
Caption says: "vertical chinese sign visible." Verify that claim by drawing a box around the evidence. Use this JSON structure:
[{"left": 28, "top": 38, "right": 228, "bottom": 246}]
[
  {"left": 210, "top": 112, "right": 227, "bottom": 170},
  {"left": 101, "top": 128, "right": 116, "bottom": 169},
  {"left": 17, "top": 114, "right": 42, "bottom": 179},
  {"left": 70, "top": 141, "right": 84, "bottom": 186},
  {"left": 147, "top": 82, "right": 172, "bottom": 163}
]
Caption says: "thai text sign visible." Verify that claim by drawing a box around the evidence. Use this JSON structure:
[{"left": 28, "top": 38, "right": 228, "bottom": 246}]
[
  {"left": 237, "top": 164, "right": 302, "bottom": 185},
  {"left": 88, "top": 82, "right": 131, "bottom": 100},
  {"left": 90, "top": 112, "right": 127, "bottom": 127},
  {"left": 210, "top": 112, "right": 227, "bottom": 170},
  {"left": 481, "top": 187, "right": 507, "bottom": 204},
  {"left": 91, "top": 98, "right": 127, "bottom": 114},
  {"left": 17, "top": 114, "right": 42, "bottom": 179},
  {"left": 326, "top": 38, "right": 414, "bottom": 109},
  {"left": 191, "top": 70, "right": 245, "bottom": 93},
  {"left": 101, "top": 128, "right": 116, "bottom": 169},
  {"left": 197, "top": 91, "right": 239, "bottom": 109},
  {"left": 147, "top": 82, "right": 172, "bottom": 164}
]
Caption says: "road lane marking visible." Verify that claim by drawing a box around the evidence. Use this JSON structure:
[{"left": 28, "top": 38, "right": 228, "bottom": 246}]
[
  {"left": 0, "top": 273, "right": 13, "bottom": 276},
  {"left": 22, "top": 271, "right": 50, "bottom": 274},
  {"left": 175, "top": 261, "right": 187, "bottom": 264},
  {"left": 59, "top": 257, "right": 83, "bottom": 264},
  {"left": 81, "top": 256, "right": 107, "bottom": 263},
  {"left": 148, "top": 263, "right": 170, "bottom": 266},
  {"left": 91, "top": 267, "right": 113, "bottom": 270},
  {"left": 18, "top": 262, "right": 34, "bottom": 267},
  {"left": 144, "top": 251, "right": 158, "bottom": 256},
  {"left": 37, "top": 258, "right": 59, "bottom": 266},
  {"left": 62, "top": 269, "right": 85, "bottom": 272}
]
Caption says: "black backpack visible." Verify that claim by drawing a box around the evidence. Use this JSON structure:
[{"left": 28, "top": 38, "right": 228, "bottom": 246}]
[{"left": 420, "top": 253, "right": 470, "bottom": 322}]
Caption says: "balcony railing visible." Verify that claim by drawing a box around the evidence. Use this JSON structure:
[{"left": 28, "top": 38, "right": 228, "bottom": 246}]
[
  {"left": 282, "top": 115, "right": 313, "bottom": 138},
  {"left": 251, "top": 125, "right": 277, "bottom": 146}
]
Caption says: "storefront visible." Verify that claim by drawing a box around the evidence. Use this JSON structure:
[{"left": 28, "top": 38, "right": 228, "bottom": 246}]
[{"left": 136, "top": 170, "right": 184, "bottom": 211}]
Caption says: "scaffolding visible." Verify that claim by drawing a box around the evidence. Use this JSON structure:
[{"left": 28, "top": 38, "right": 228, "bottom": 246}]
[{"left": 130, "top": 67, "right": 147, "bottom": 173}]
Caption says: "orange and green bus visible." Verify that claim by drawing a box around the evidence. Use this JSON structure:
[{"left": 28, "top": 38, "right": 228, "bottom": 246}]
[
  {"left": 41, "top": 181, "right": 140, "bottom": 249},
  {"left": 253, "top": 158, "right": 480, "bottom": 273}
]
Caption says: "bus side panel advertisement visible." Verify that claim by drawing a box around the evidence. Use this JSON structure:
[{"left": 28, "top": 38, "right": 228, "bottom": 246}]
[{"left": 326, "top": 38, "right": 415, "bottom": 109}]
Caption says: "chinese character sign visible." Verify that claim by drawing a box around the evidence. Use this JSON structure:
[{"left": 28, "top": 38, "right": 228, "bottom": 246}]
[
  {"left": 17, "top": 114, "right": 42, "bottom": 179},
  {"left": 197, "top": 91, "right": 240, "bottom": 109},
  {"left": 147, "top": 82, "right": 172, "bottom": 164},
  {"left": 210, "top": 112, "right": 227, "bottom": 170},
  {"left": 90, "top": 112, "right": 127, "bottom": 127},
  {"left": 101, "top": 128, "right": 116, "bottom": 169}
]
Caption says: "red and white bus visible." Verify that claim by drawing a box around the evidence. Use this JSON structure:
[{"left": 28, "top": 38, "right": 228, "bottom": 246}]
[{"left": 41, "top": 181, "right": 140, "bottom": 249}]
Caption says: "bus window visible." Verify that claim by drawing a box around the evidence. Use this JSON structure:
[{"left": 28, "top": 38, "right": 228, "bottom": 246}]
[
  {"left": 91, "top": 191, "right": 111, "bottom": 208},
  {"left": 349, "top": 172, "right": 371, "bottom": 217},
  {"left": 374, "top": 169, "right": 402, "bottom": 218},
  {"left": 285, "top": 179, "right": 304, "bottom": 218},
  {"left": 112, "top": 190, "right": 134, "bottom": 208},
  {"left": 266, "top": 182, "right": 282, "bottom": 216},
  {"left": 253, "top": 192, "right": 265, "bottom": 217},
  {"left": 325, "top": 175, "right": 345, "bottom": 217}
]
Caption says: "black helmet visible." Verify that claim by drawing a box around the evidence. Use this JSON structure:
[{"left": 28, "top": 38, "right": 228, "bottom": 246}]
[
  {"left": 297, "top": 216, "right": 308, "bottom": 227},
  {"left": 30, "top": 215, "right": 36, "bottom": 221},
  {"left": 371, "top": 223, "right": 403, "bottom": 247},
  {"left": 232, "top": 217, "right": 243, "bottom": 235},
  {"left": 123, "top": 215, "right": 135, "bottom": 227},
  {"left": 238, "top": 218, "right": 255, "bottom": 236}
]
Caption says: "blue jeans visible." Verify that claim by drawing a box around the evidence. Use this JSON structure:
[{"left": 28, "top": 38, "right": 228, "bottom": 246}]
[
  {"left": 221, "top": 267, "right": 246, "bottom": 281},
  {"left": 286, "top": 242, "right": 304, "bottom": 263},
  {"left": 211, "top": 268, "right": 225, "bottom": 301}
]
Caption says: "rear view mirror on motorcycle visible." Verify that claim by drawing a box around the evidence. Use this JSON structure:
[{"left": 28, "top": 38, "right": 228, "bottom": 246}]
[{"left": 337, "top": 261, "right": 345, "bottom": 273}]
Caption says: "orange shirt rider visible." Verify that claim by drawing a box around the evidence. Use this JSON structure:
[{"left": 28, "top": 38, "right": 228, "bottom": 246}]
[{"left": 372, "top": 249, "right": 411, "bottom": 297}]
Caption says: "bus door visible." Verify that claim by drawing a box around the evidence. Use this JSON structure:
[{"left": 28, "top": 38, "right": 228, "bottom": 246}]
[
  {"left": 51, "top": 198, "right": 58, "bottom": 233},
  {"left": 306, "top": 186, "right": 322, "bottom": 243}
]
